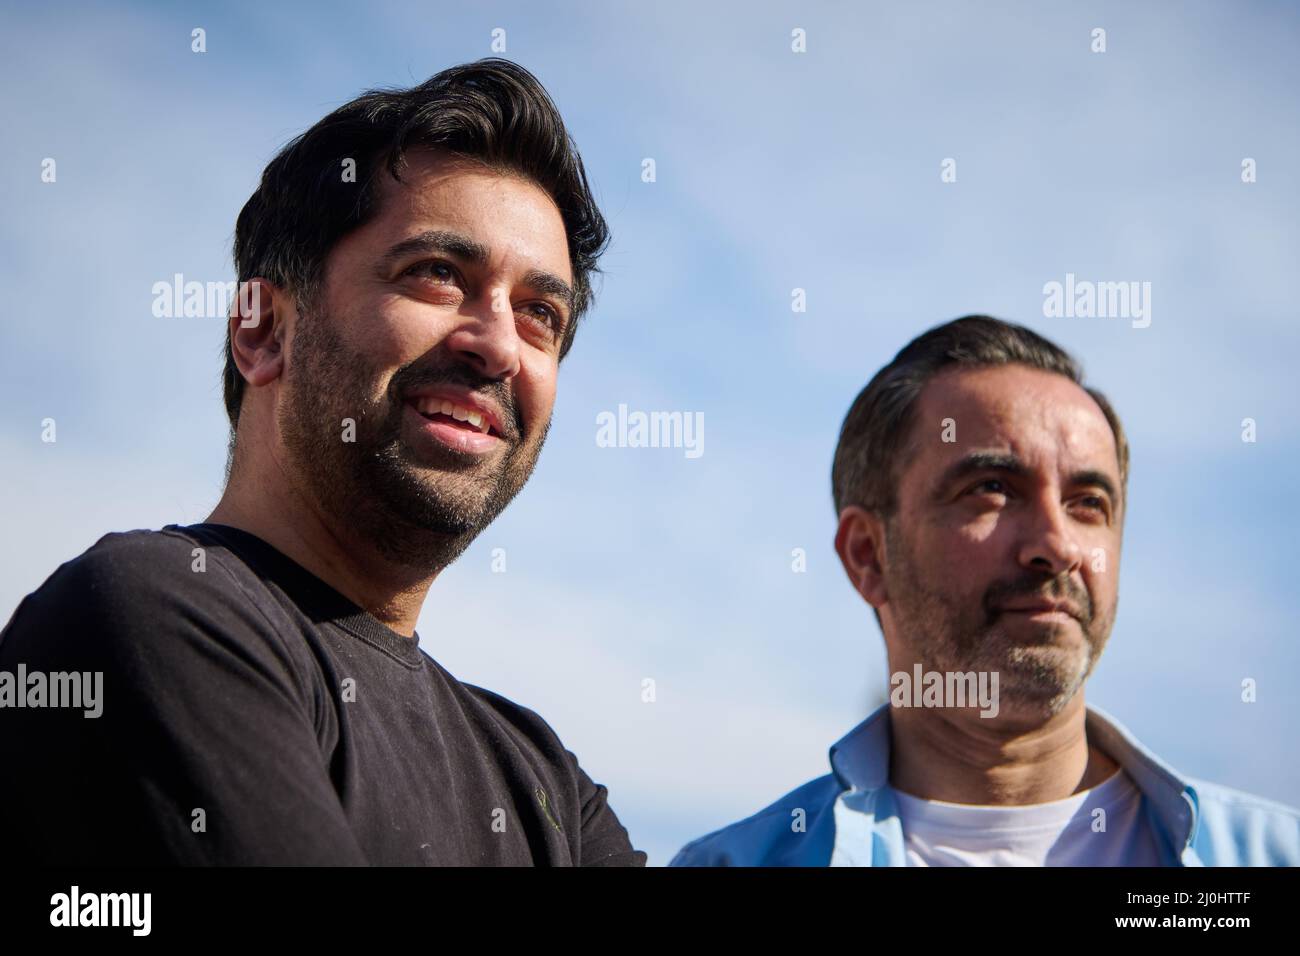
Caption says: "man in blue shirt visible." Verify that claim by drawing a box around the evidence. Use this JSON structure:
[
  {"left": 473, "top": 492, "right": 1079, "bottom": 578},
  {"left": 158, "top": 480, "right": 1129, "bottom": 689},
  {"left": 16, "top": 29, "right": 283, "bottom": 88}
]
[{"left": 672, "top": 316, "right": 1299, "bottom": 867}]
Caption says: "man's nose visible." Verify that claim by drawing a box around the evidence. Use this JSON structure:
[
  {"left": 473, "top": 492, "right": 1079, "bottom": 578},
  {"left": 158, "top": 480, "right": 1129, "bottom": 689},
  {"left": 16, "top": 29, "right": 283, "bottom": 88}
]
[
  {"left": 443, "top": 287, "right": 522, "bottom": 380},
  {"left": 1017, "top": 495, "right": 1083, "bottom": 577}
]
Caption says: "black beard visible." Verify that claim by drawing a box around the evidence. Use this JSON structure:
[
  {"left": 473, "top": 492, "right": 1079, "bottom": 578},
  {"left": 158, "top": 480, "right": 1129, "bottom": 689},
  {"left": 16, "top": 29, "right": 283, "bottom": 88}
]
[{"left": 277, "top": 301, "right": 550, "bottom": 574}]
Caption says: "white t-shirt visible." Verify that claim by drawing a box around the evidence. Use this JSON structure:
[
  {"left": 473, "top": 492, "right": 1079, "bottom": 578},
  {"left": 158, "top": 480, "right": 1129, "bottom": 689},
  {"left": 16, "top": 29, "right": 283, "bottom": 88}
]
[{"left": 889, "top": 768, "right": 1164, "bottom": 866}]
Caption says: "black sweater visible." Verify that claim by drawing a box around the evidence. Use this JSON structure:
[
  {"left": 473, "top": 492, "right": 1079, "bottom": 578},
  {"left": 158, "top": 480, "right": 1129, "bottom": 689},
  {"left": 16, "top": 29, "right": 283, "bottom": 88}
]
[{"left": 0, "top": 523, "right": 645, "bottom": 866}]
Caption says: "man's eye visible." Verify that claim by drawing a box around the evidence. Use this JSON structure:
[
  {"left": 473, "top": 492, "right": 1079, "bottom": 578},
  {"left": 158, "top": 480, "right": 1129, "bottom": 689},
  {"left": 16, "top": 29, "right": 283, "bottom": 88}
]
[
  {"left": 971, "top": 479, "right": 1007, "bottom": 496},
  {"left": 403, "top": 260, "right": 457, "bottom": 284},
  {"left": 1077, "top": 495, "right": 1109, "bottom": 515},
  {"left": 520, "top": 303, "right": 563, "bottom": 334}
]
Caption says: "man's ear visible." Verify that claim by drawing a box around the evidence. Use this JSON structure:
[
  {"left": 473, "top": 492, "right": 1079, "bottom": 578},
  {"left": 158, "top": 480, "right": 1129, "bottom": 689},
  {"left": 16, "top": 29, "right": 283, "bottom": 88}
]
[
  {"left": 834, "top": 505, "right": 889, "bottom": 612},
  {"left": 228, "top": 278, "right": 285, "bottom": 389}
]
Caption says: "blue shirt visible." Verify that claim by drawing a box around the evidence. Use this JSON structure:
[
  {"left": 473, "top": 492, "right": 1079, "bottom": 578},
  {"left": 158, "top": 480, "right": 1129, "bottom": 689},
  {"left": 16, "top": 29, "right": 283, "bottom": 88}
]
[{"left": 670, "top": 702, "right": 1300, "bottom": 866}]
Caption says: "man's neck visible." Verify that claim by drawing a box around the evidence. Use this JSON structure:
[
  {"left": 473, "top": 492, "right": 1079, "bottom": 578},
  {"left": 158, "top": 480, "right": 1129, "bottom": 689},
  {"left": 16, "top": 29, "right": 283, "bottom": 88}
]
[
  {"left": 205, "top": 479, "right": 434, "bottom": 639},
  {"left": 887, "top": 694, "right": 1119, "bottom": 806}
]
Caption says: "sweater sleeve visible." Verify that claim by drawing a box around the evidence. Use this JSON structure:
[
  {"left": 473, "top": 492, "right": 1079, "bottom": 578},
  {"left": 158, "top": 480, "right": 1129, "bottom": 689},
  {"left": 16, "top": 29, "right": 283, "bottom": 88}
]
[{"left": 572, "top": 759, "right": 647, "bottom": 867}]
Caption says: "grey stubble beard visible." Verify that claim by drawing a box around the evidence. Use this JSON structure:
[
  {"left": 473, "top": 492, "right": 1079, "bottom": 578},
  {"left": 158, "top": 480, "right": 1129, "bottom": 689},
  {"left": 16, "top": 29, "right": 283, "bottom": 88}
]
[{"left": 881, "top": 518, "right": 1112, "bottom": 719}]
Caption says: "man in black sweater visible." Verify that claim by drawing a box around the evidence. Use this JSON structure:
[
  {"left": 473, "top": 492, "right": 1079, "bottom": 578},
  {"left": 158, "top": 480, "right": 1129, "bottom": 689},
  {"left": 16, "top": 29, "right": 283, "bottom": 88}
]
[{"left": 0, "top": 59, "right": 645, "bottom": 866}]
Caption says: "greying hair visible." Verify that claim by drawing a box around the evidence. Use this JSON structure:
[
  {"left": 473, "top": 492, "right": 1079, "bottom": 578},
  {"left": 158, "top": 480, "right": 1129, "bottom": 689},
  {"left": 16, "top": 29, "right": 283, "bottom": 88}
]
[{"left": 830, "top": 315, "right": 1130, "bottom": 520}]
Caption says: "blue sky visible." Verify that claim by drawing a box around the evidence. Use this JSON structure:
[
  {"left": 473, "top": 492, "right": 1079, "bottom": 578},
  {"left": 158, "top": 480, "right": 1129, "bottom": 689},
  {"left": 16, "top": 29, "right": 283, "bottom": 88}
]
[{"left": 2, "top": 0, "right": 1298, "bottom": 865}]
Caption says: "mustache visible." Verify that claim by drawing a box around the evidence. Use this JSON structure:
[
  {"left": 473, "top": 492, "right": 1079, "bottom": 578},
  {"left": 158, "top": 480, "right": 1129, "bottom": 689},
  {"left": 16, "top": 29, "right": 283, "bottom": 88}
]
[
  {"left": 392, "top": 362, "right": 522, "bottom": 440},
  {"left": 983, "top": 573, "right": 1093, "bottom": 624}
]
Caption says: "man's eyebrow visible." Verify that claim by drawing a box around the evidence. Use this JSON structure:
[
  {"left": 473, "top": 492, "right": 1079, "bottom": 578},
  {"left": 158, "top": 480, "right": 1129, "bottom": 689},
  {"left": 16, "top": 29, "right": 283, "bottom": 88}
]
[
  {"left": 378, "top": 230, "right": 574, "bottom": 312},
  {"left": 1067, "top": 469, "right": 1120, "bottom": 506},
  {"left": 933, "top": 452, "right": 1120, "bottom": 504},
  {"left": 521, "top": 269, "right": 574, "bottom": 313},
  {"left": 934, "top": 452, "right": 1027, "bottom": 495},
  {"left": 378, "top": 229, "right": 490, "bottom": 269}
]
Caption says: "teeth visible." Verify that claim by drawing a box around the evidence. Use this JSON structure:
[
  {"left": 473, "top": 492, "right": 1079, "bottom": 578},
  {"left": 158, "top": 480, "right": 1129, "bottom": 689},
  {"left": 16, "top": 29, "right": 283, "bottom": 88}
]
[{"left": 415, "top": 397, "right": 491, "bottom": 433}]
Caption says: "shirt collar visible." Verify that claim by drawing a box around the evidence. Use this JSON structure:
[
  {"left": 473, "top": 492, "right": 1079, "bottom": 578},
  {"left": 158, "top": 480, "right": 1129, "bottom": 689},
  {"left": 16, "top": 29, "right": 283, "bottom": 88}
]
[{"left": 828, "top": 700, "right": 1200, "bottom": 856}]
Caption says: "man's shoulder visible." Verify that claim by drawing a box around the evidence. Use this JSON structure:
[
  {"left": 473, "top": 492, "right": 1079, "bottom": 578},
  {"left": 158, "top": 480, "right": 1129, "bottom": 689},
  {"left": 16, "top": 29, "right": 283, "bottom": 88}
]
[
  {"left": 1184, "top": 776, "right": 1300, "bottom": 866},
  {"left": 1, "top": 524, "right": 292, "bottom": 667},
  {"left": 12, "top": 525, "right": 250, "bottom": 601},
  {"left": 1191, "top": 777, "right": 1300, "bottom": 819},
  {"left": 670, "top": 773, "right": 845, "bottom": 867},
  {"left": 6, "top": 526, "right": 211, "bottom": 620}
]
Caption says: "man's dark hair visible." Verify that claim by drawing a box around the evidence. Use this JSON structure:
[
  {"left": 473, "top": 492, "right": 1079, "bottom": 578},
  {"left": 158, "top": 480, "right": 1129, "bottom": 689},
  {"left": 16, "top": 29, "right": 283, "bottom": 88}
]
[
  {"left": 831, "top": 314, "right": 1130, "bottom": 522},
  {"left": 223, "top": 57, "right": 609, "bottom": 432}
]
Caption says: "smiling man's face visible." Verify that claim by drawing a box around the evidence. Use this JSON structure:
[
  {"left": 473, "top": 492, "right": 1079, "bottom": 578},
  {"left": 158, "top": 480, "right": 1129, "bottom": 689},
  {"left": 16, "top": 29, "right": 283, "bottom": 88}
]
[
  {"left": 276, "top": 148, "right": 574, "bottom": 571},
  {"left": 879, "top": 364, "right": 1125, "bottom": 719}
]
